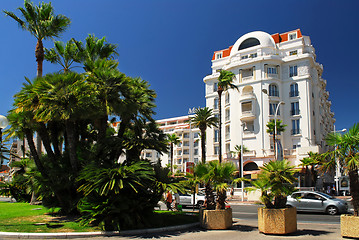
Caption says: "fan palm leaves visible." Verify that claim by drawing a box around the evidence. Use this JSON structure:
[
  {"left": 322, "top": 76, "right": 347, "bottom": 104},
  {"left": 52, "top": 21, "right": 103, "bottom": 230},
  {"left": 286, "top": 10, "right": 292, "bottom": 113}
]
[
  {"left": 190, "top": 107, "right": 218, "bottom": 163},
  {"left": 45, "top": 40, "right": 82, "bottom": 73},
  {"left": 217, "top": 70, "right": 238, "bottom": 162},
  {"left": 321, "top": 123, "right": 359, "bottom": 216}
]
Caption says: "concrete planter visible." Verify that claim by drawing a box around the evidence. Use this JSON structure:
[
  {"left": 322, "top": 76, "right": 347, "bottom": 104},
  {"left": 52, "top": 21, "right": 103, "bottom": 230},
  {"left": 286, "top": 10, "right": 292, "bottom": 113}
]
[
  {"left": 258, "top": 207, "right": 297, "bottom": 234},
  {"left": 341, "top": 214, "right": 359, "bottom": 238},
  {"left": 199, "top": 208, "right": 232, "bottom": 229}
]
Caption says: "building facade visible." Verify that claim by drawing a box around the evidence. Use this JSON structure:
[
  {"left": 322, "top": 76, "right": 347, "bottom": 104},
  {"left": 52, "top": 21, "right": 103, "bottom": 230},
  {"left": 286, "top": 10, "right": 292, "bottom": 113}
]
[
  {"left": 203, "top": 29, "right": 334, "bottom": 172},
  {"left": 141, "top": 115, "right": 201, "bottom": 172}
]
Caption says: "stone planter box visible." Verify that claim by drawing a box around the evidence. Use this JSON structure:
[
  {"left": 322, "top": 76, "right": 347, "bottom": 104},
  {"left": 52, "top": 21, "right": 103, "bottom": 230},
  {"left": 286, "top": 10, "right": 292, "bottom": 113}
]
[
  {"left": 341, "top": 214, "right": 359, "bottom": 238},
  {"left": 199, "top": 208, "right": 232, "bottom": 229},
  {"left": 258, "top": 207, "right": 297, "bottom": 234}
]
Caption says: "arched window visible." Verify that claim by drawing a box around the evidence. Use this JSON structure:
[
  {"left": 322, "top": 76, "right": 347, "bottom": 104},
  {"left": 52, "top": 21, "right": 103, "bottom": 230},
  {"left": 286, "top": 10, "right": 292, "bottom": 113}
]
[
  {"left": 269, "top": 84, "right": 279, "bottom": 97},
  {"left": 290, "top": 83, "right": 299, "bottom": 97},
  {"left": 239, "top": 38, "right": 260, "bottom": 50}
]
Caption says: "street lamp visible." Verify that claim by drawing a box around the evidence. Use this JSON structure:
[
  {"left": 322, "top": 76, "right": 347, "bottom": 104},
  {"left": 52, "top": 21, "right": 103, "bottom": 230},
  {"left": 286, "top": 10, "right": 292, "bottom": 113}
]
[
  {"left": 240, "top": 122, "right": 247, "bottom": 202},
  {"left": 0, "top": 115, "right": 9, "bottom": 165},
  {"left": 332, "top": 126, "right": 347, "bottom": 195}
]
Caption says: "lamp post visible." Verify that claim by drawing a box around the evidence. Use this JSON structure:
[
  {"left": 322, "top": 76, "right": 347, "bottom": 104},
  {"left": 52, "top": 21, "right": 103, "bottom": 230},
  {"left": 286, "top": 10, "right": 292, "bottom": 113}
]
[
  {"left": 332, "top": 126, "right": 347, "bottom": 196},
  {"left": 0, "top": 115, "right": 9, "bottom": 165},
  {"left": 240, "top": 122, "right": 247, "bottom": 202},
  {"left": 188, "top": 108, "right": 196, "bottom": 171}
]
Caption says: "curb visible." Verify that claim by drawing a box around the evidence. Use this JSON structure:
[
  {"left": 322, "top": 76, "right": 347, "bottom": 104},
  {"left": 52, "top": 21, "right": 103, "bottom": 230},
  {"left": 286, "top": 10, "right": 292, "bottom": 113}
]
[{"left": 0, "top": 222, "right": 200, "bottom": 239}]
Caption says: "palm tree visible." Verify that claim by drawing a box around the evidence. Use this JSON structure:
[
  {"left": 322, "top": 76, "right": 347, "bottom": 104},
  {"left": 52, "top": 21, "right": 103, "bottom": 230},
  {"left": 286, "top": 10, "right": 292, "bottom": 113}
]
[
  {"left": 266, "top": 119, "right": 287, "bottom": 159},
  {"left": 300, "top": 151, "right": 322, "bottom": 187},
  {"left": 232, "top": 145, "right": 249, "bottom": 178},
  {"left": 217, "top": 70, "right": 238, "bottom": 163},
  {"left": 190, "top": 107, "right": 218, "bottom": 163},
  {"left": 167, "top": 133, "right": 180, "bottom": 174},
  {"left": 45, "top": 40, "right": 82, "bottom": 73},
  {"left": 322, "top": 123, "right": 359, "bottom": 216},
  {"left": 4, "top": 0, "right": 70, "bottom": 153}
]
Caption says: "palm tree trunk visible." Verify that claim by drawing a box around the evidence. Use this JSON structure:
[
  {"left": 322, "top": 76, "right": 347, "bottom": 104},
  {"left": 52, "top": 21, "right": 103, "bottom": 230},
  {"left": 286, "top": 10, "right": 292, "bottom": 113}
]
[
  {"left": 349, "top": 168, "right": 359, "bottom": 216},
  {"left": 65, "top": 120, "right": 78, "bottom": 172},
  {"left": 170, "top": 143, "right": 173, "bottom": 174},
  {"left": 37, "top": 123, "right": 56, "bottom": 164},
  {"left": 205, "top": 182, "right": 216, "bottom": 210},
  {"left": 217, "top": 90, "right": 223, "bottom": 163},
  {"left": 216, "top": 189, "right": 227, "bottom": 210},
  {"left": 48, "top": 121, "right": 62, "bottom": 156},
  {"left": 35, "top": 39, "right": 44, "bottom": 155},
  {"left": 24, "top": 128, "right": 48, "bottom": 178},
  {"left": 200, "top": 128, "right": 206, "bottom": 163}
]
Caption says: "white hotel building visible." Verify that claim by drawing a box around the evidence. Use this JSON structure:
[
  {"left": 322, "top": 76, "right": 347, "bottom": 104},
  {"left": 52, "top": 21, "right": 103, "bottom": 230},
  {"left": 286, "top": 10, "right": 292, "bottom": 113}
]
[{"left": 204, "top": 29, "right": 334, "bottom": 173}]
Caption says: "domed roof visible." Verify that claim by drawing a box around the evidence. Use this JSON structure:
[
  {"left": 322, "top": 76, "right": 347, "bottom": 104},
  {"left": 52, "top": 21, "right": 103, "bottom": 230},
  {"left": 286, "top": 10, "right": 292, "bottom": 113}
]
[{"left": 230, "top": 31, "right": 276, "bottom": 56}]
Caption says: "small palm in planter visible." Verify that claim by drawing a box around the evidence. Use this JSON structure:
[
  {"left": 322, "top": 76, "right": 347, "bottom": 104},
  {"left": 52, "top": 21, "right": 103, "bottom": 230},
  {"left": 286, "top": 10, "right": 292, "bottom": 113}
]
[
  {"left": 195, "top": 160, "right": 236, "bottom": 229},
  {"left": 246, "top": 159, "right": 298, "bottom": 234}
]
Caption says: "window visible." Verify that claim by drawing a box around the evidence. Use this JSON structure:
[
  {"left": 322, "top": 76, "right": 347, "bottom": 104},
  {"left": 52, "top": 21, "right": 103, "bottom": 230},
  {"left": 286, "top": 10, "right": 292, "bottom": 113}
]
[
  {"left": 226, "top": 143, "right": 230, "bottom": 153},
  {"left": 290, "top": 66, "right": 298, "bottom": 77},
  {"left": 225, "top": 125, "right": 230, "bottom": 140},
  {"left": 177, "top": 159, "right": 182, "bottom": 164},
  {"left": 267, "top": 67, "right": 277, "bottom": 75},
  {"left": 183, "top": 133, "right": 189, "bottom": 138},
  {"left": 214, "top": 145, "right": 219, "bottom": 155},
  {"left": 214, "top": 129, "right": 219, "bottom": 142},
  {"left": 194, "top": 158, "right": 199, "bottom": 164},
  {"left": 213, "top": 83, "right": 218, "bottom": 92},
  {"left": 225, "top": 108, "right": 230, "bottom": 122},
  {"left": 225, "top": 92, "right": 230, "bottom": 105},
  {"left": 193, "top": 132, "right": 199, "bottom": 138},
  {"left": 242, "top": 68, "right": 253, "bottom": 79},
  {"left": 183, "top": 149, "right": 189, "bottom": 155},
  {"left": 239, "top": 38, "right": 260, "bottom": 50},
  {"left": 194, "top": 149, "right": 199, "bottom": 155},
  {"left": 289, "top": 32, "right": 297, "bottom": 40},
  {"left": 145, "top": 152, "right": 152, "bottom": 158},
  {"left": 183, "top": 158, "right": 188, "bottom": 163},
  {"left": 244, "top": 121, "right": 254, "bottom": 133},
  {"left": 241, "top": 55, "right": 248, "bottom": 60},
  {"left": 269, "top": 84, "right": 279, "bottom": 97},
  {"left": 289, "top": 50, "right": 298, "bottom": 56},
  {"left": 269, "top": 102, "right": 280, "bottom": 116},
  {"left": 250, "top": 53, "right": 257, "bottom": 58},
  {"left": 290, "top": 102, "right": 300, "bottom": 115},
  {"left": 290, "top": 83, "right": 299, "bottom": 97},
  {"left": 183, "top": 141, "right": 189, "bottom": 146},
  {"left": 178, "top": 150, "right": 182, "bottom": 155},
  {"left": 291, "top": 119, "right": 300, "bottom": 135},
  {"left": 242, "top": 101, "right": 252, "bottom": 113},
  {"left": 216, "top": 53, "right": 222, "bottom": 59},
  {"left": 194, "top": 141, "right": 199, "bottom": 147},
  {"left": 214, "top": 98, "right": 218, "bottom": 110}
]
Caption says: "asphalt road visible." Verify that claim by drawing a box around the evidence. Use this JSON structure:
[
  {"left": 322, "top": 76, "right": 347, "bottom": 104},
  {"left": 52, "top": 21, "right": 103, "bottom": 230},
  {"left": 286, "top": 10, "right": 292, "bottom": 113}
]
[{"left": 231, "top": 204, "right": 343, "bottom": 224}]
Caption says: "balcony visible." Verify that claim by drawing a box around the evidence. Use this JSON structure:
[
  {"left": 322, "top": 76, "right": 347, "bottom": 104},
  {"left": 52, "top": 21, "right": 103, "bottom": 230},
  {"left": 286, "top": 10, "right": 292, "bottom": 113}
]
[
  {"left": 240, "top": 110, "right": 256, "bottom": 121},
  {"left": 268, "top": 90, "right": 279, "bottom": 97}
]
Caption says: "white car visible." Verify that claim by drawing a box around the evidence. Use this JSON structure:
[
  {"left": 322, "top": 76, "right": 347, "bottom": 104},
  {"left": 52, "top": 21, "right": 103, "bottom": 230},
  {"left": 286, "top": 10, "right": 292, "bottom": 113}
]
[{"left": 178, "top": 192, "right": 206, "bottom": 208}]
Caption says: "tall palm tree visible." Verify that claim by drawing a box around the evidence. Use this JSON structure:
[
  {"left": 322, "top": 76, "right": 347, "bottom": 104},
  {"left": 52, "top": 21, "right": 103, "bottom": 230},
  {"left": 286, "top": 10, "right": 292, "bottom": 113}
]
[
  {"left": 167, "top": 133, "right": 180, "bottom": 174},
  {"left": 190, "top": 107, "right": 218, "bottom": 163},
  {"left": 323, "top": 123, "right": 359, "bottom": 216},
  {"left": 4, "top": 0, "right": 70, "bottom": 153},
  {"left": 232, "top": 145, "right": 249, "bottom": 177},
  {"left": 217, "top": 70, "right": 238, "bottom": 163},
  {"left": 300, "top": 151, "right": 322, "bottom": 187},
  {"left": 266, "top": 119, "right": 286, "bottom": 159}
]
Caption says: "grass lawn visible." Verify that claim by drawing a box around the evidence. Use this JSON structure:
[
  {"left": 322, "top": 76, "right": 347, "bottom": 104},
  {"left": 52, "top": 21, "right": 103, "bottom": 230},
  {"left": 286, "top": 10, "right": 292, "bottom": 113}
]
[{"left": 0, "top": 202, "right": 198, "bottom": 233}]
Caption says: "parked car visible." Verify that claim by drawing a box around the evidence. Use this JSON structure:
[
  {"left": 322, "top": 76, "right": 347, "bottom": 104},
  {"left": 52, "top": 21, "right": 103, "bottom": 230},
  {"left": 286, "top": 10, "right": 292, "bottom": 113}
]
[
  {"left": 286, "top": 191, "right": 348, "bottom": 215},
  {"left": 178, "top": 191, "right": 206, "bottom": 208}
]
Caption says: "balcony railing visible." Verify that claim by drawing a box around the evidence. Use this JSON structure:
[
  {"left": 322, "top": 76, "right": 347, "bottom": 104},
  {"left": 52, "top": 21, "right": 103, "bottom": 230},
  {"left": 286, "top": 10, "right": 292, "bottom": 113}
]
[
  {"left": 268, "top": 90, "right": 279, "bottom": 97},
  {"left": 290, "top": 109, "right": 300, "bottom": 116},
  {"left": 289, "top": 91, "right": 299, "bottom": 97},
  {"left": 291, "top": 129, "right": 301, "bottom": 135}
]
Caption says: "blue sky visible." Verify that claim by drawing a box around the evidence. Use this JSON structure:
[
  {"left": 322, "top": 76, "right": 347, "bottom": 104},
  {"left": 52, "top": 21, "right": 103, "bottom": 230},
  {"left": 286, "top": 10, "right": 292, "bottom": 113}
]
[{"left": 1, "top": 0, "right": 358, "bottom": 131}]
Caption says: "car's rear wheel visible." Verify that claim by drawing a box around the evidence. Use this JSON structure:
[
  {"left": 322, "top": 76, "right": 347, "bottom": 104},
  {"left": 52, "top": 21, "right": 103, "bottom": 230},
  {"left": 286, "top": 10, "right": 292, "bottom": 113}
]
[
  {"left": 326, "top": 206, "right": 338, "bottom": 215},
  {"left": 197, "top": 201, "right": 204, "bottom": 208}
]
